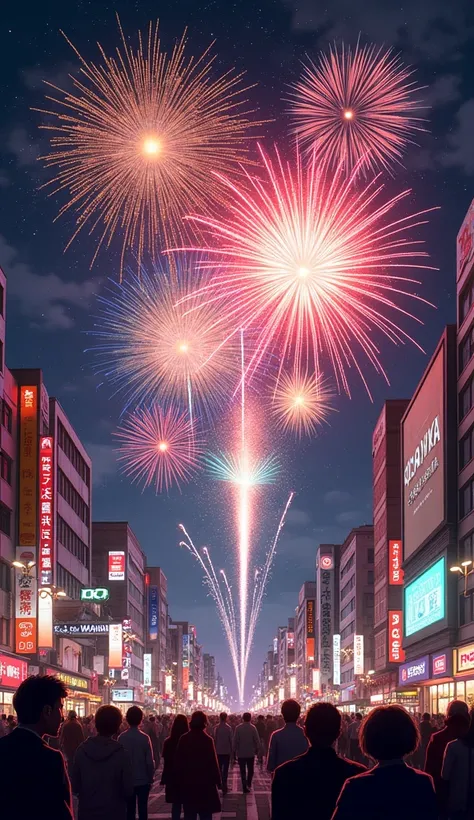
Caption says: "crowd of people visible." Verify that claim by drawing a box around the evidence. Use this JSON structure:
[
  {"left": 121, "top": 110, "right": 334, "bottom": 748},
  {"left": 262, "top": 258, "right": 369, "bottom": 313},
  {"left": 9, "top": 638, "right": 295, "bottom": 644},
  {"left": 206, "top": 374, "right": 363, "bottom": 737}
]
[{"left": 1, "top": 674, "right": 474, "bottom": 819}]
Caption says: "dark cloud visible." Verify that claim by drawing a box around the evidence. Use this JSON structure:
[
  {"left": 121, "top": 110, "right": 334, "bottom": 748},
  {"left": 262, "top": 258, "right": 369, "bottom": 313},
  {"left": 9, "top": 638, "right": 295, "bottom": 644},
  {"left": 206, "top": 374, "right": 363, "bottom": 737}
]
[
  {"left": 6, "top": 126, "right": 40, "bottom": 167},
  {"left": 442, "top": 99, "right": 474, "bottom": 174},
  {"left": 286, "top": 507, "right": 312, "bottom": 527},
  {"left": 324, "top": 490, "right": 353, "bottom": 505}
]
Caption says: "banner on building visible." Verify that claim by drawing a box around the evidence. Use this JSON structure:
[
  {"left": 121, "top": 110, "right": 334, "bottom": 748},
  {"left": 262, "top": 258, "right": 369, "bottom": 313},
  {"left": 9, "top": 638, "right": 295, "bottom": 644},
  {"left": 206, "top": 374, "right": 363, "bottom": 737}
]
[
  {"left": 182, "top": 633, "right": 189, "bottom": 668},
  {"left": 108, "top": 551, "right": 126, "bottom": 581},
  {"left": 182, "top": 667, "right": 189, "bottom": 691},
  {"left": 38, "top": 589, "right": 53, "bottom": 649},
  {"left": 143, "top": 653, "right": 152, "bottom": 686},
  {"left": 333, "top": 634, "right": 341, "bottom": 685},
  {"left": 39, "top": 436, "right": 54, "bottom": 587},
  {"left": 188, "top": 681, "right": 194, "bottom": 701},
  {"left": 388, "top": 611, "right": 405, "bottom": 663},
  {"left": 109, "top": 623, "right": 123, "bottom": 668},
  {"left": 389, "top": 541, "right": 404, "bottom": 585},
  {"left": 312, "top": 668, "right": 321, "bottom": 695},
  {"left": 15, "top": 547, "right": 37, "bottom": 655},
  {"left": 19, "top": 386, "right": 38, "bottom": 547},
  {"left": 354, "top": 634, "right": 364, "bottom": 675},
  {"left": 289, "top": 675, "right": 296, "bottom": 697},
  {"left": 149, "top": 586, "right": 158, "bottom": 641},
  {"left": 317, "top": 552, "right": 334, "bottom": 686},
  {"left": 165, "top": 674, "right": 173, "bottom": 695}
]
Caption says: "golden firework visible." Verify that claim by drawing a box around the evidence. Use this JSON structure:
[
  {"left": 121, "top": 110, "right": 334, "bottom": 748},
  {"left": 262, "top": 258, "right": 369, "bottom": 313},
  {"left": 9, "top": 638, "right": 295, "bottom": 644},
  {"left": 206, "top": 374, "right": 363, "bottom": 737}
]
[{"left": 272, "top": 371, "right": 335, "bottom": 438}]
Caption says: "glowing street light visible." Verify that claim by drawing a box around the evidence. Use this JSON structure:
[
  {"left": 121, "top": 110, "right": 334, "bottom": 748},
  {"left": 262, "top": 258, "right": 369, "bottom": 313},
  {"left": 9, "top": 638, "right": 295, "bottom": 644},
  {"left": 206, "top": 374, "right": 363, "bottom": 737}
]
[{"left": 450, "top": 559, "right": 474, "bottom": 596}]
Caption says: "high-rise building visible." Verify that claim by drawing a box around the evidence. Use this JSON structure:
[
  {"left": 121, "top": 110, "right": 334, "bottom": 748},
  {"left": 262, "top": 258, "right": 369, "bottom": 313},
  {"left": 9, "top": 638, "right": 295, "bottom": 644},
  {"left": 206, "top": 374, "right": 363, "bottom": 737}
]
[
  {"left": 203, "top": 652, "right": 216, "bottom": 695},
  {"left": 145, "top": 566, "right": 168, "bottom": 696},
  {"left": 169, "top": 620, "right": 198, "bottom": 702},
  {"left": 295, "top": 581, "right": 316, "bottom": 703},
  {"left": 315, "top": 544, "right": 339, "bottom": 698}
]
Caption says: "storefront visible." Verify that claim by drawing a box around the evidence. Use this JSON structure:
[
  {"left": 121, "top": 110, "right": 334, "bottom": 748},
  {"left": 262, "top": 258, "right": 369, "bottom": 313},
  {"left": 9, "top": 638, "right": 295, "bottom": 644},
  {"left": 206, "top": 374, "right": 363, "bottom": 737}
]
[
  {"left": 46, "top": 667, "right": 101, "bottom": 716},
  {"left": 423, "top": 645, "right": 474, "bottom": 714},
  {"left": 0, "top": 653, "right": 28, "bottom": 715},
  {"left": 397, "top": 656, "right": 429, "bottom": 712},
  {"left": 369, "top": 689, "right": 420, "bottom": 710}
]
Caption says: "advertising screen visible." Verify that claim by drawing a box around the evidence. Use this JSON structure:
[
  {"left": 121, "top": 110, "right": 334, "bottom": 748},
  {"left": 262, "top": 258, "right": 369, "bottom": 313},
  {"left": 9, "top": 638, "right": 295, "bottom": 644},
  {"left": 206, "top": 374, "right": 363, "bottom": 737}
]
[
  {"left": 149, "top": 585, "right": 158, "bottom": 641},
  {"left": 108, "top": 551, "right": 125, "bottom": 581},
  {"left": 404, "top": 557, "right": 445, "bottom": 637},
  {"left": 403, "top": 346, "right": 445, "bottom": 560}
]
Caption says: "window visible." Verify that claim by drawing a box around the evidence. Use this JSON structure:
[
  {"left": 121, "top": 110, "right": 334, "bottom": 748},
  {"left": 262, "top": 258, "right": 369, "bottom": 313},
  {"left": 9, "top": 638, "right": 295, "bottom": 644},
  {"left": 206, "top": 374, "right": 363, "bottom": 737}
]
[
  {"left": 460, "top": 427, "right": 474, "bottom": 470},
  {"left": 460, "top": 532, "right": 474, "bottom": 563},
  {"left": 0, "top": 503, "right": 11, "bottom": 536},
  {"left": 57, "top": 515, "right": 89, "bottom": 568},
  {"left": 340, "top": 554, "right": 355, "bottom": 579},
  {"left": 341, "top": 668, "right": 354, "bottom": 684},
  {"left": 460, "top": 273, "right": 474, "bottom": 326},
  {"left": 129, "top": 602, "right": 144, "bottom": 633},
  {"left": 128, "top": 579, "right": 144, "bottom": 607},
  {"left": 0, "top": 340, "right": 3, "bottom": 373},
  {"left": 341, "top": 597, "right": 356, "bottom": 621},
  {"left": 460, "top": 377, "right": 474, "bottom": 421},
  {"left": 460, "top": 592, "right": 474, "bottom": 626},
  {"left": 0, "top": 283, "right": 4, "bottom": 317},
  {"left": 0, "top": 561, "right": 12, "bottom": 593},
  {"left": 364, "top": 592, "right": 374, "bottom": 610},
  {"left": 0, "top": 452, "right": 12, "bottom": 484},
  {"left": 341, "top": 575, "right": 355, "bottom": 600},
  {"left": 2, "top": 401, "right": 12, "bottom": 433},
  {"left": 0, "top": 617, "right": 11, "bottom": 646},
  {"left": 58, "top": 469, "right": 90, "bottom": 526},
  {"left": 460, "top": 479, "right": 474, "bottom": 519},
  {"left": 460, "top": 325, "right": 474, "bottom": 372},
  {"left": 367, "top": 548, "right": 374, "bottom": 564},
  {"left": 58, "top": 420, "right": 90, "bottom": 486},
  {"left": 340, "top": 620, "right": 355, "bottom": 641},
  {"left": 368, "top": 570, "right": 374, "bottom": 584},
  {"left": 57, "top": 564, "right": 83, "bottom": 600}
]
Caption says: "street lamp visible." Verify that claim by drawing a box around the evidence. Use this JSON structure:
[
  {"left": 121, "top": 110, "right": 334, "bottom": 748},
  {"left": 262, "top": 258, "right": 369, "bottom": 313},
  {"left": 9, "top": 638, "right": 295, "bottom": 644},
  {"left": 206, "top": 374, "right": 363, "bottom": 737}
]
[
  {"left": 38, "top": 586, "right": 67, "bottom": 600},
  {"left": 450, "top": 560, "right": 474, "bottom": 596},
  {"left": 12, "top": 559, "right": 36, "bottom": 574}
]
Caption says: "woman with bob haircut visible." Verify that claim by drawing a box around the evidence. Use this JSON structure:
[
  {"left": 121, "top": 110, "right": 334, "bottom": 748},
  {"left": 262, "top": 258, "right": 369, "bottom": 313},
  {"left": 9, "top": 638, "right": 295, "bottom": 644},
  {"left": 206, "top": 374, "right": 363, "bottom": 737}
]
[
  {"left": 331, "top": 705, "right": 438, "bottom": 819},
  {"left": 175, "top": 711, "right": 221, "bottom": 819}
]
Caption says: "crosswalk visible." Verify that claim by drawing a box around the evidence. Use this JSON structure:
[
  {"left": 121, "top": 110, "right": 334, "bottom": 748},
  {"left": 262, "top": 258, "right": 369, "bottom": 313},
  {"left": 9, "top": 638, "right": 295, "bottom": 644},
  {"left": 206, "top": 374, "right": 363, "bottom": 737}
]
[{"left": 148, "top": 761, "right": 272, "bottom": 820}]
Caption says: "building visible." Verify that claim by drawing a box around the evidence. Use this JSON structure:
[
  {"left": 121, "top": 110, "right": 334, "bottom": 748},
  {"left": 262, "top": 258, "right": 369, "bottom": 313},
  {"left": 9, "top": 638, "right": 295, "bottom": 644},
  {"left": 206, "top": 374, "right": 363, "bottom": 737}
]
[
  {"left": 371, "top": 400, "right": 409, "bottom": 706},
  {"left": 168, "top": 620, "right": 198, "bottom": 704},
  {"left": 315, "top": 543, "right": 340, "bottom": 699},
  {"left": 92, "top": 522, "right": 146, "bottom": 705},
  {"left": 203, "top": 652, "right": 216, "bottom": 695},
  {"left": 400, "top": 326, "right": 458, "bottom": 714},
  {"left": 338, "top": 526, "right": 374, "bottom": 710},
  {"left": 145, "top": 566, "right": 168, "bottom": 697},
  {"left": 276, "top": 617, "right": 295, "bottom": 698},
  {"left": 295, "top": 581, "right": 316, "bottom": 703}
]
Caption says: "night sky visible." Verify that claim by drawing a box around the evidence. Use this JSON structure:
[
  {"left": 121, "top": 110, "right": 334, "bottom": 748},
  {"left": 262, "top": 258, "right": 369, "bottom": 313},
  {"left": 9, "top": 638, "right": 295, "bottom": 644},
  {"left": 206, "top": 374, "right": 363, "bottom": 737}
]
[{"left": 2, "top": 0, "right": 474, "bottom": 702}]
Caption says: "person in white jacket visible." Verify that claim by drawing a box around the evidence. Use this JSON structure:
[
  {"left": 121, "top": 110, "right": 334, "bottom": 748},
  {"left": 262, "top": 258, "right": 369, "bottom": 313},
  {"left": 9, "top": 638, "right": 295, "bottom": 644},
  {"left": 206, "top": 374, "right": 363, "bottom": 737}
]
[{"left": 233, "top": 713, "right": 260, "bottom": 793}]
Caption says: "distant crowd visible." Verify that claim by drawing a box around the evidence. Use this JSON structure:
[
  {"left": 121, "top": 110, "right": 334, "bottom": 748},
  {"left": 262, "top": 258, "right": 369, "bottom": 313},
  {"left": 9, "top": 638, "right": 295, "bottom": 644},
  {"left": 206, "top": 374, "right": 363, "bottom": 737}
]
[{"left": 0, "top": 674, "right": 474, "bottom": 819}]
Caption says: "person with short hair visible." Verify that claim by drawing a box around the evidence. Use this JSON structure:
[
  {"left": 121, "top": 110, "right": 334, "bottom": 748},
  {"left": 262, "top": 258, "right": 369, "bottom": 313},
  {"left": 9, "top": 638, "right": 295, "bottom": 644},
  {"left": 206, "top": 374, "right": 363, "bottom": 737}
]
[
  {"left": 161, "top": 714, "right": 189, "bottom": 820},
  {"left": 442, "top": 707, "right": 474, "bottom": 819},
  {"left": 266, "top": 699, "right": 308, "bottom": 773},
  {"left": 332, "top": 705, "right": 437, "bottom": 819},
  {"left": 214, "top": 712, "right": 233, "bottom": 794},
  {"left": 256, "top": 715, "right": 266, "bottom": 765},
  {"left": 60, "top": 709, "right": 85, "bottom": 770},
  {"left": 425, "top": 699, "right": 469, "bottom": 817},
  {"left": 272, "top": 702, "right": 365, "bottom": 820},
  {"left": 71, "top": 704, "right": 133, "bottom": 820},
  {"left": 233, "top": 712, "right": 261, "bottom": 793},
  {"left": 119, "top": 706, "right": 155, "bottom": 820},
  {"left": 0, "top": 674, "right": 72, "bottom": 819},
  {"left": 175, "top": 710, "right": 221, "bottom": 819}
]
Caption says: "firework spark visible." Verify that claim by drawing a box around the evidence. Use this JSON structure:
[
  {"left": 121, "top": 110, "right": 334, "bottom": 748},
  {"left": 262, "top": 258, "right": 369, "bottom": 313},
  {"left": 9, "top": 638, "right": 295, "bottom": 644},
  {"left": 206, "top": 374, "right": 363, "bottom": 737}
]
[
  {"left": 181, "top": 145, "right": 437, "bottom": 397},
  {"left": 35, "top": 17, "right": 262, "bottom": 273},
  {"left": 91, "top": 259, "right": 239, "bottom": 420},
  {"left": 115, "top": 405, "right": 201, "bottom": 493},
  {"left": 206, "top": 451, "right": 279, "bottom": 486},
  {"left": 272, "top": 371, "right": 335, "bottom": 437},
  {"left": 288, "top": 42, "right": 426, "bottom": 173}
]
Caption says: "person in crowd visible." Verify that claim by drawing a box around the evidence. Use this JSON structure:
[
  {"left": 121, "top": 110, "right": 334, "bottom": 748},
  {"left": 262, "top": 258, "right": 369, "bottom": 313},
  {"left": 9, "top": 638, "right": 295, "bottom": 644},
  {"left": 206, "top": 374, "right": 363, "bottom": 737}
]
[
  {"left": 332, "top": 705, "right": 437, "bottom": 819},
  {"left": 267, "top": 699, "right": 309, "bottom": 773},
  {"left": 119, "top": 706, "right": 155, "bottom": 820},
  {"left": 348, "top": 713, "right": 363, "bottom": 762},
  {"left": 0, "top": 674, "right": 72, "bottom": 819},
  {"left": 161, "top": 714, "right": 189, "bottom": 820},
  {"left": 0, "top": 713, "right": 7, "bottom": 738},
  {"left": 442, "top": 707, "right": 474, "bottom": 820},
  {"left": 175, "top": 710, "right": 221, "bottom": 820},
  {"left": 272, "top": 703, "right": 366, "bottom": 820},
  {"left": 71, "top": 704, "right": 134, "bottom": 820},
  {"left": 214, "top": 712, "right": 233, "bottom": 795},
  {"left": 145, "top": 715, "right": 161, "bottom": 771},
  {"left": 425, "top": 700, "right": 469, "bottom": 818},
  {"left": 264, "top": 714, "right": 278, "bottom": 758},
  {"left": 60, "top": 710, "right": 85, "bottom": 770},
  {"left": 256, "top": 715, "right": 266, "bottom": 765},
  {"left": 415, "top": 713, "right": 434, "bottom": 769},
  {"left": 233, "top": 711, "right": 260, "bottom": 793}
]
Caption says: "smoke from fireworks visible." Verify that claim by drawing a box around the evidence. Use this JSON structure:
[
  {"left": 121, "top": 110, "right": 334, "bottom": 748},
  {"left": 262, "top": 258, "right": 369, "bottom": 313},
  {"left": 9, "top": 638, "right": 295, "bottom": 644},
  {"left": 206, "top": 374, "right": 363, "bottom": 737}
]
[
  {"left": 288, "top": 42, "right": 426, "bottom": 173},
  {"left": 272, "top": 371, "right": 335, "bottom": 437},
  {"left": 115, "top": 405, "right": 202, "bottom": 493},
  {"left": 35, "top": 17, "right": 262, "bottom": 273},
  {"left": 181, "top": 145, "right": 437, "bottom": 397}
]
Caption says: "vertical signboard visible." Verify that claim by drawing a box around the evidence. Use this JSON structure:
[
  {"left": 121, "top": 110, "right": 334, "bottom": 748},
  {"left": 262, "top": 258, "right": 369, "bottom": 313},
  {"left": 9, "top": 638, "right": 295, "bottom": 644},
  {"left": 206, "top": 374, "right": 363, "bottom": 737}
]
[
  {"left": 388, "top": 611, "right": 405, "bottom": 663},
  {"left": 389, "top": 541, "right": 404, "bottom": 585},
  {"left": 149, "top": 586, "right": 158, "bottom": 641},
  {"left": 108, "top": 623, "right": 123, "bottom": 668},
  {"left": 15, "top": 547, "right": 37, "bottom": 654},
  {"left": 457, "top": 198, "right": 474, "bottom": 282},
  {"left": 333, "top": 634, "right": 341, "bottom": 685},
  {"left": 39, "top": 436, "right": 54, "bottom": 587},
  {"left": 354, "top": 634, "right": 364, "bottom": 675},
  {"left": 312, "top": 668, "right": 321, "bottom": 695},
  {"left": 143, "top": 653, "right": 152, "bottom": 687},
  {"left": 108, "top": 551, "right": 125, "bottom": 581},
  {"left": 165, "top": 674, "right": 173, "bottom": 695},
  {"left": 19, "top": 386, "right": 38, "bottom": 547},
  {"left": 188, "top": 681, "right": 194, "bottom": 701},
  {"left": 182, "top": 633, "right": 189, "bottom": 668},
  {"left": 317, "top": 551, "right": 334, "bottom": 687},
  {"left": 306, "top": 599, "right": 315, "bottom": 662},
  {"left": 38, "top": 590, "right": 53, "bottom": 649}
]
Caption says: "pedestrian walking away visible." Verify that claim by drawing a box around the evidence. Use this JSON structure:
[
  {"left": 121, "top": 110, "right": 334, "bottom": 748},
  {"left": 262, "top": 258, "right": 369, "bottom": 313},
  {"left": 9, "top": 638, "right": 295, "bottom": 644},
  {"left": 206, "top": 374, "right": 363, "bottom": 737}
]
[
  {"left": 175, "top": 710, "right": 221, "bottom": 820},
  {"left": 256, "top": 715, "right": 266, "bottom": 765},
  {"left": 71, "top": 704, "right": 134, "bottom": 820},
  {"left": 161, "top": 714, "right": 189, "bottom": 820},
  {"left": 214, "top": 711, "right": 233, "bottom": 795},
  {"left": 425, "top": 699, "right": 469, "bottom": 819},
  {"left": 266, "top": 699, "right": 309, "bottom": 773},
  {"left": 0, "top": 674, "right": 73, "bottom": 820},
  {"left": 233, "top": 711, "right": 260, "bottom": 793},
  {"left": 60, "top": 710, "right": 85, "bottom": 771},
  {"left": 441, "top": 707, "right": 474, "bottom": 820},
  {"left": 119, "top": 705, "right": 155, "bottom": 820}
]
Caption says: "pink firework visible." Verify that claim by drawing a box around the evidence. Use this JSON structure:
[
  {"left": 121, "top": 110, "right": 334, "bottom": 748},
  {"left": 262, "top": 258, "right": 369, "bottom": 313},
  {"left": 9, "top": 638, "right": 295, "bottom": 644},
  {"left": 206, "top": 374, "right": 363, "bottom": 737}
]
[
  {"left": 288, "top": 43, "right": 426, "bottom": 173},
  {"left": 181, "top": 145, "right": 437, "bottom": 396},
  {"left": 114, "top": 405, "right": 202, "bottom": 493}
]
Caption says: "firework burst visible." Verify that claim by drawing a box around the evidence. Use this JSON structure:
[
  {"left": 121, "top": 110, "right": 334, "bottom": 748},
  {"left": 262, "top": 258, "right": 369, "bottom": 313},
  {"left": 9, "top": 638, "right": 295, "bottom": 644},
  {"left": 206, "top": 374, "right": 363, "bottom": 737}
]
[
  {"left": 115, "top": 404, "right": 202, "bottom": 493},
  {"left": 35, "top": 16, "right": 262, "bottom": 273},
  {"left": 206, "top": 451, "right": 279, "bottom": 486},
  {"left": 272, "top": 371, "right": 335, "bottom": 437},
  {"left": 181, "top": 145, "right": 437, "bottom": 397},
  {"left": 91, "top": 258, "right": 239, "bottom": 420},
  {"left": 288, "top": 42, "right": 426, "bottom": 173}
]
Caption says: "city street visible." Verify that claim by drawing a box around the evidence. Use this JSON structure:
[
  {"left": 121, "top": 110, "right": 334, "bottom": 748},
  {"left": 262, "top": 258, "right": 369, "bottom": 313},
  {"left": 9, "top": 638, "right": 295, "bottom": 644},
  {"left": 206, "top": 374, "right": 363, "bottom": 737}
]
[{"left": 148, "top": 763, "right": 272, "bottom": 820}]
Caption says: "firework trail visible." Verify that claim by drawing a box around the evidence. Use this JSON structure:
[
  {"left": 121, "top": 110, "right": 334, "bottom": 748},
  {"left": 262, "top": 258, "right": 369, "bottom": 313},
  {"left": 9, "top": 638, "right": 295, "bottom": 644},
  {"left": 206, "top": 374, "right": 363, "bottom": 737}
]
[
  {"left": 288, "top": 42, "right": 426, "bottom": 174},
  {"left": 114, "top": 404, "right": 202, "bottom": 493},
  {"left": 35, "top": 16, "right": 262, "bottom": 273},
  {"left": 272, "top": 370, "right": 335, "bottom": 437},
  {"left": 180, "top": 144, "right": 437, "bottom": 397}
]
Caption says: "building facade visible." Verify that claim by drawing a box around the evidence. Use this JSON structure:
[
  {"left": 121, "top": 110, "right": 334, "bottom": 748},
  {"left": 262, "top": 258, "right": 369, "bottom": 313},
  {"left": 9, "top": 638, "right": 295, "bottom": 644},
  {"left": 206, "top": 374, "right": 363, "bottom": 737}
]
[
  {"left": 145, "top": 566, "right": 168, "bottom": 697},
  {"left": 295, "top": 581, "right": 316, "bottom": 703}
]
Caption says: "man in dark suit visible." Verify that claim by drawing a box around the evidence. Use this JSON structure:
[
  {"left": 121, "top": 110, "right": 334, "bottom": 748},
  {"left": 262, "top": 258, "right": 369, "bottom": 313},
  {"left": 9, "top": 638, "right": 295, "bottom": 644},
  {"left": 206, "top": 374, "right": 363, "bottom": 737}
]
[
  {"left": 271, "top": 702, "right": 366, "bottom": 820},
  {"left": 0, "top": 674, "right": 72, "bottom": 819},
  {"left": 424, "top": 700, "right": 469, "bottom": 818}
]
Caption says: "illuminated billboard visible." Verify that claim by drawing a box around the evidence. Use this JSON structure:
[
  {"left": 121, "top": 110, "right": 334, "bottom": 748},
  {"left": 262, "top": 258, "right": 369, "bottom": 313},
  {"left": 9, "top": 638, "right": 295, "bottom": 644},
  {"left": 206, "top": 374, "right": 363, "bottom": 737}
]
[
  {"left": 108, "top": 551, "right": 125, "bottom": 581},
  {"left": 405, "top": 557, "right": 445, "bottom": 637},
  {"left": 39, "top": 436, "right": 54, "bottom": 587},
  {"left": 402, "top": 346, "right": 445, "bottom": 560},
  {"left": 19, "top": 386, "right": 38, "bottom": 547},
  {"left": 457, "top": 198, "right": 474, "bottom": 283}
]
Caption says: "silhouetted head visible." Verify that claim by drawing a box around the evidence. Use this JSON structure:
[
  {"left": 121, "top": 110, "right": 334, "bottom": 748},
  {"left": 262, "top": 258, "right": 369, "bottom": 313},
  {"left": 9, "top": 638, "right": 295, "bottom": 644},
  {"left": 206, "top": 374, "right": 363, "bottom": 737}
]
[
  {"left": 190, "top": 710, "right": 207, "bottom": 730},
  {"left": 126, "top": 706, "right": 143, "bottom": 727},
  {"left": 170, "top": 714, "right": 189, "bottom": 741},
  {"left": 95, "top": 705, "right": 122, "bottom": 738},
  {"left": 360, "top": 706, "right": 419, "bottom": 762},
  {"left": 243, "top": 712, "right": 252, "bottom": 723},
  {"left": 220, "top": 712, "right": 227, "bottom": 722},
  {"left": 281, "top": 699, "right": 301, "bottom": 723},
  {"left": 447, "top": 700, "right": 469, "bottom": 719},
  {"left": 13, "top": 675, "right": 67, "bottom": 738},
  {"left": 305, "top": 703, "right": 341, "bottom": 748}
]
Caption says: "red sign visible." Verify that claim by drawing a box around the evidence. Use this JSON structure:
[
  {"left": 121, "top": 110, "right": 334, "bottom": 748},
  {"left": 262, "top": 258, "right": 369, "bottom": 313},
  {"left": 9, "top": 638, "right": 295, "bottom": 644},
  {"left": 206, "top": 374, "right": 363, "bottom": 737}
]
[
  {"left": 108, "top": 551, "right": 126, "bottom": 581},
  {"left": 389, "top": 541, "right": 404, "bottom": 585},
  {"left": 19, "top": 386, "right": 38, "bottom": 547},
  {"left": 388, "top": 611, "right": 405, "bottom": 663},
  {"left": 39, "top": 436, "right": 54, "bottom": 587},
  {"left": 0, "top": 654, "right": 28, "bottom": 689},
  {"left": 433, "top": 654, "right": 447, "bottom": 675},
  {"left": 182, "top": 667, "right": 189, "bottom": 691}
]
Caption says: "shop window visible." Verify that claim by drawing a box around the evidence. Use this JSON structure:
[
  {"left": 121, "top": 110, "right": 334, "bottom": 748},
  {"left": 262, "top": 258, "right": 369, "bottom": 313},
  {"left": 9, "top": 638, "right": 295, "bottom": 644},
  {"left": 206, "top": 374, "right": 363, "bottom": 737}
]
[
  {"left": 460, "top": 427, "right": 474, "bottom": 470},
  {"left": 460, "top": 272, "right": 474, "bottom": 326},
  {"left": 460, "top": 479, "right": 474, "bottom": 519},
  {"left": 0, "top": 561, "right": 12, "bottom": 593},
  {"left": 1, "top": 452, "right": 12, "bottom": 484}
]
